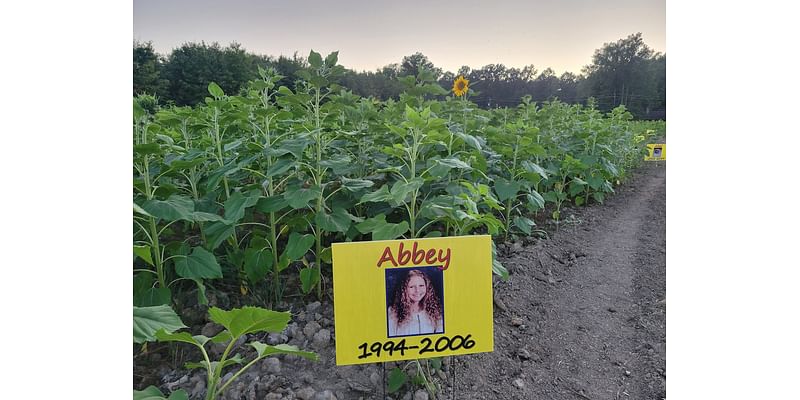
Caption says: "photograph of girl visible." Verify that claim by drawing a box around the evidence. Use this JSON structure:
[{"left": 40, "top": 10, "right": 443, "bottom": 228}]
[{"left": 386, "top": 268, "right": 444, "bottom": 337}]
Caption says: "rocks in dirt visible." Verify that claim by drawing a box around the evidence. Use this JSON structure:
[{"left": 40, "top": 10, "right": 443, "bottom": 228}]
[
  {"left": 369, "top": 371, "right": 380, "bottom": 386},
  {"left": 286, "top": 322, "right": 301, "bottom": 339},
  {"left": 347, "top": 380, "right": 372, "bottom": 393},
  {"left": 413, "top": 389, "right": 429, "bottom": 400},
  {"left": 437, "top": 369, "right": 447, "bottom": 381},
  {"left": 493, "top": 295, "right": 508, "bottom": 312},
  {"left": 312, "top": 329, "right": 331, "bottom": 349},
  {"left": 189, "top": 375, "right": 205, "bottom": 398},
  {"left": 517, "top": 348, "right": 531, "bottom": 360},
  {"left": 296, "top": 386, "right": 316, "bottom": 400},
  {"left": 511, "top": 241, "right": 524, "bottom": 253},
  {"left": 263, "top": 357, "right": 281, "bottom": 374},
  {"left": 636, "top": 342, "right": 654, "bottom": 352},
  {"left": 180, "top": 306, "right": 207, "bottom": 326},
  {"left": 313, "top": 389, "right": 337, "bottom": 400},
  {"left": 164, "top": 374, "right": 188, "bottom": 391},
  {"left": 259, "top": 364, "right": 278, "bottom": 379},
  {"left": 223, "top": 381, "right": 243, "bottom": 399},
  {"left": 157, "top": 366, "right": 174, "bottom": 382},
  {"left": 208, "top": 342, "right": 225, "bottom": 358},
  {"left": 510, "top": 317, "right": 524, "bottom": 326},
  {"left": 268, "top": 332, "right": 289, "bottom": 345},
  {"left": 201, "top": 322, "right": 223, "bottom": 338},
  {"left": 548, "top": 252, "right": 566, "bottom": 264},
  {"left": 239, "top": 377, "right": 263, "bottom": 400},
  {"left": 297, "top": 312, "right": 309, "bottom": 322},
  {"left": 229, "top": 334, "right": 247, "bottom": 348},
  {"left": 304, "top": 321, "right": 322, "bottom": 338},
  {"left": 512, "top": 378, "right": 526, "bottom": 389},
  {"left": 207, "top": 291, "right": 230, "bottom": 308},
  {"left": 263, "top": 393, "right": 282, "bottom": 400},
  {"left": 517, "top": 349, "right": 542, "bottom": 363},
  {"left": 307, "top": 301, "right": 322, "bottom": 314}
]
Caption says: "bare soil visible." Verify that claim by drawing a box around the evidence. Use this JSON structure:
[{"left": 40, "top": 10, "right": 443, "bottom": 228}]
[
  {"left": 455, "top": 161, "right": 666, "bottom": 400},
  {"left": 135, "top": 161, "right": 666, "bottom": 400}
]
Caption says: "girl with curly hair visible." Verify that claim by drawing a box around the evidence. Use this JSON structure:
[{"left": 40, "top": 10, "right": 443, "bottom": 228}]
[{"left": 387, "top": 269, "right": 444, "bottom": 337}]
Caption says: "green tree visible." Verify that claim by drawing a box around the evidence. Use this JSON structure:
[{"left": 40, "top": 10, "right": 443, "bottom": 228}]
[
  {"left": 582, "top": 33, "right": 663, "bottom": 116},
  {"left": 557, "top": 72, "right": 580, "bottom": 103},
  {"left": 532, "top": 68, "right": 560, "bottom": 102},
  {"left": 400, "top": 53, "right": 442, "bottom": 79},
  {"left": 162, "top": 42, "right": 264, "bottom": 105},
  {"left": 133, "top": 41, "right": 167, "bottom": 97},
  {"left": 647, "top": 54, "right": 666, "bottom": 117},
  {"left": 339, "top": 69, "right": 404, "bottom": 100}
]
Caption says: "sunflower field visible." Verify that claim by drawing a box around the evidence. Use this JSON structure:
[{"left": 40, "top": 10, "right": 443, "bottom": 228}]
[{"left": 133, "top": 50, "right": 665, "bottom": 310}]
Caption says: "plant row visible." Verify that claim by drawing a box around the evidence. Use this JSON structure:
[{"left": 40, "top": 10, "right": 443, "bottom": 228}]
[{"left": 133, "top": 51, "right": 664, "bottom": 310}]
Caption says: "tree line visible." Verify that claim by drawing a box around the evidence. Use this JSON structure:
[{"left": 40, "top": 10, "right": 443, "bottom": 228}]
[{"left": 134, "top": 33, "right": 665, "bottom": 119}]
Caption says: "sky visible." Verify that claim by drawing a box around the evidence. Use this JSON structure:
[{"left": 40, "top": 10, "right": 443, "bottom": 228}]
[{"left": 133, "top": 0, "right": 665, "bottom": 75}]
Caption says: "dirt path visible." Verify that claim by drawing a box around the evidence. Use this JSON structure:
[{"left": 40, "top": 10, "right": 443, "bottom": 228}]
[{"left": 454, "top": 162, "right": 666, "bottom": 400}]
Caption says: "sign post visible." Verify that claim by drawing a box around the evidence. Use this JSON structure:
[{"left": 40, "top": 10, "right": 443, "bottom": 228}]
[
  {"left": 332, "top": 235, "right": 494, "bottom": 366},
  {"left": 645, "top": 143, "right": 667, "bottom": 161}
]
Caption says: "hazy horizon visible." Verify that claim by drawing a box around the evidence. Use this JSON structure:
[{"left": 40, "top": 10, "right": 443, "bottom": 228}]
[{"left": 134, "top": 0, "right": 665, "bottom": 76}]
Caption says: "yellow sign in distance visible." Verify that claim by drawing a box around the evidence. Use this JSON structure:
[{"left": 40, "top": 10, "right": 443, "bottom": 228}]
[
  {"left": 331, "top": 235, "right": 494, "bottom": 366},
  {"left": 645, "top": 143, "right": 666, "bottom": 161}
]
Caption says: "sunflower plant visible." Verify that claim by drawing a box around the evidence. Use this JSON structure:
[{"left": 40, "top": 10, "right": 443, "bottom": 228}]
[
  {"left": 486, "top": 117, "right": 548, "bottom": 239},
  {"left": 452, "top": 75, "right": 469, "bottom": 98},
  {"left": 286, "top": 50, "right": 356, "bottom": 297},
  {"left": 133, "top": 99, "right": 227, "bottom": 308},
  {"left": 138, "top": 306, "right": 317, "bottom": 400}
]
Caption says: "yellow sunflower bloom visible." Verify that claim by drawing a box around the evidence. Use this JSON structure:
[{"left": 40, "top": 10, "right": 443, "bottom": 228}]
[{"left": 453, "top": 76, "right": 469, "bottom": 97}]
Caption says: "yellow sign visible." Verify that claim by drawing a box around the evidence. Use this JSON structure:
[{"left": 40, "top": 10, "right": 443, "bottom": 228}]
[
  {"left": 645, "top": 143, "right": 666, "bottom": 161},
  {"left": 332, "top": 235, "right": 494, "bottom": 365}
]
